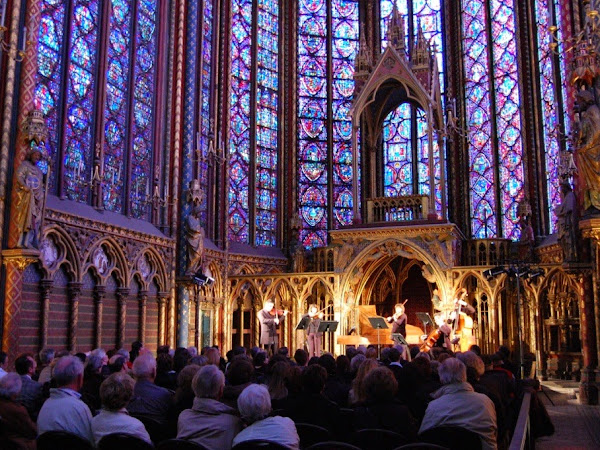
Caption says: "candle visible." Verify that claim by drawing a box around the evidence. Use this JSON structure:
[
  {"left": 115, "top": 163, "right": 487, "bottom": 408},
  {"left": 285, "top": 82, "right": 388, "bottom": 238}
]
[
  {"left": 0, "top": 0, "right": 6, "bottom": 29},
  {"left": 21, "top": 26, "right": 26, "bottom": 52}
]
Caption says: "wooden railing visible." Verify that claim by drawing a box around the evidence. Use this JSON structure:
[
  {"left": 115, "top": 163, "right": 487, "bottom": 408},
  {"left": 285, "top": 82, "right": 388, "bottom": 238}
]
[
  {"left": 509, "top": 391, "right": 532, "bottom": 450},
  {"left": 463, "top": 238, "right": 511, "bottom": 266},
  {"left": 366, "top": 195, "right": 429, "bottom": 223}
]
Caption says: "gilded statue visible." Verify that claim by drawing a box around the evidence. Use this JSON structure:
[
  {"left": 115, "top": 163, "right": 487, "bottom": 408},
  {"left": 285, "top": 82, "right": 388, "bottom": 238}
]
[
  {"left": 575, "top": 90, "right": 600, "bottom": 213},
  {"left": 13, "top": 147, "right": 45, "bottom": 249},
  {"left": 555, "top": 182, "right": 578, "bottom": 263},
  {"left": 186, "top": 205, "right": 205, "bottom": 274}
]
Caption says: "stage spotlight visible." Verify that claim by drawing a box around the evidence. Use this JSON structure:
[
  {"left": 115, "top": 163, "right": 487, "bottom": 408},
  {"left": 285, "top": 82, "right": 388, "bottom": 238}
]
[
  {"left": 483, "top": 266, "right": 506, "bottom": 281},
  {"left": 527, "top": 268, "right": 545, "bottom": 280},
  {"left": 192, "top": 270, "right": 215, "bottom": 286}
]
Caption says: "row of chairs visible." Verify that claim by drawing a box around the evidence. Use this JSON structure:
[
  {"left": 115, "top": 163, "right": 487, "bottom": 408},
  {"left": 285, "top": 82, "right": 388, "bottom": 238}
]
[{"left": 35, "top": 424, "right": 482, "bottom": 450}]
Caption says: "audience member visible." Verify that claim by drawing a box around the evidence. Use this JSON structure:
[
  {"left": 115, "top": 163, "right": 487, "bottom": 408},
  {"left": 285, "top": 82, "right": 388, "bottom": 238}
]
[
  {"left": 204, "top": 347, "right": 220, "bottom": 367},
  {"left": 127, "top": 353, "right": 173, "bottom": 423},
  {"left": 319, "top": 353, "right": 350, "bottom": 407},
  {"left": 173, "top": 347, "right": 191, "bottom": 373},
  {"left": 37, "top": 348, "right": 55, "bottom": 384},
  {"left": 37, "top": 356, "right": 94, "bottom": 444},
  {"left": 80, "top": 354, "right": 105, "bottom": 414},
  {"left": 15, "top": 353, "right": 43, "bottom": 420},
  {"left": 0, "top": 372, "right": 37, "bottom": 449},
  {"left": 177, "top": 365, "right": 242, "bottom": 449},
  {"left": 173, "top": 364, "right": 201, "bottom": 417},
  {"left": 294, "top": 349, "right": 308, "bottom": 367},
  {"left": 130, "top": 341, "right": 144, "bottom": 365},
  {"left": 233, "top": 384, "right": 299, "bottom": 450},
  {"left": 190, "top": 355, "right": 208, "bottom": 366},
  {"left": 187, "top": 346, "right": 198, "bottom": 357},
  {"left": 91, "top": 373, "right": 151, "bottom": 445},
  {"left": 419, "top": 358, "right": 497, "bottom": 450},
  {"left": 155, "top": 353, "right": 177, "bottom": 390},
  {"left": 267, "top": 361, "right": 289, "bottom": 408},
  {"left": 348, "top": 358, "right": 378, "bottom": 405},
  {"left": 107, "top": 355, "right": 128, "bottom": 374},
  {"left": 222, "top": 358, "right": 254, "bottom": 410}
]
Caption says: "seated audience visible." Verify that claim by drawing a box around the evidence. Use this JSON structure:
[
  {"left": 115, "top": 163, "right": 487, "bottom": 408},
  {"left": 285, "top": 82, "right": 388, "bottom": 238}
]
[
  {"left": 37, "top": 356, "right": 94, "bottom": 444},
  {"left": 0, "top": 372, "right": 37, "bottom": 449},
  {"left": 419, "top": 358, "right": 497, "bottom": 450},
  {"left": 173, "top": 364, "right": 201, "bottom": 417},
  {"left": 81, "top": 354, "right": 105, "bottom": 414},
  {"left": 267, "top": 361, "right": 289, "bottom": 409},
  {"left": 177, "top": 365, "right": 242, "bottom": 449},
  {"left": 204, "top": 347, "right": 220, "bottom": 367},
  {"left": 91, "top": 373, "right": 151, "bottom": 445},
  {"left": 130, "top": 341, "right": 144, "bottom": 365},
  {"left": 155, "top": 353, "right": 177, "bottom": 390},
  {"left": 348, "top": 358, "right": 378, "bottom": 406},
  {"left": 37, "top": 348, "right": 55, "bottom": 384},
  {"left": 352, "top": 366, "right": 417, "bottom": 440},
  {"left": 319, "top": 354, "right": 350, "bottom": 407},
  {"left": 15, "top": 353, "right": 43, "bottom": 420},
  {"left": 222, "top": 358, "right": 254, "bottom": 410},
  {"left": 127, "top": 353, "right": 173, "bottom": 423},
  {"left": 294, "top": 349, "right": 308, "bottom": 368},
  {"left": 107, "top": 355, "right": 128, "bottom": 374},
  {"left": 233, "top": 384, "right": 299, "bottom": 450}
]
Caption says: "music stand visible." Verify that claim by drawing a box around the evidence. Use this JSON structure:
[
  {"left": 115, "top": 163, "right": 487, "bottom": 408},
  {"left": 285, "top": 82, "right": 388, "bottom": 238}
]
[
  {"left": 416, "top": 312, "right": 434, "bottom": 335},
  {"left": 295, "top": 316, "right": 310, "bottom": 331},
  {"left": 317, "top": 321, "right": 338, "bottom": 333},
  {"left": 368, "top": 317, "right": 389, "bottom": 358},
  {"left": 391, "top": 333, "right": 408, "bottom": 346}
]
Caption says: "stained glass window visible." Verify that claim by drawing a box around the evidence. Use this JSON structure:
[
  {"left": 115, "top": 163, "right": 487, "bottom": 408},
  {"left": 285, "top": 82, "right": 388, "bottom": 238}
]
[
  {"left": 35, "top": 0, "right": 161, "bottom": 221},
  {"left": 461, "top": 0, "right": 525, "bottom": 240},
  {"left": 535, "top": 0, "right": 569, "bottom": 232},
  {"left": 297, "top": 0, "right": 359, "bottom": 249},
  {"left": 380, "top": 0, "right": 445, "bottom": 216},
  {"left": 229, "top": 0, "right": 279, "bottom": 246}
]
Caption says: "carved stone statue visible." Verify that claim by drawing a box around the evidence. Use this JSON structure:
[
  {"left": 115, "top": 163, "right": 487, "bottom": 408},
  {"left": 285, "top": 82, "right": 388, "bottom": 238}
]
[
  {"left": 292, "top": 244, "right": 306, "bottom": 272},
  {"left": 518, "top": 215, "right": 535, "bottom": 261},
  {"left": 575, "top": 90, "right": 600, "bottom": 213},
  {"left": 13, "top": 147, "right": 45, "bottom": 249},
  {"left": 186, "top": 206, "right": 205, "bottom": 274},
  {"left": 555, "top": 182, "right": 578, "bottom": 263}
]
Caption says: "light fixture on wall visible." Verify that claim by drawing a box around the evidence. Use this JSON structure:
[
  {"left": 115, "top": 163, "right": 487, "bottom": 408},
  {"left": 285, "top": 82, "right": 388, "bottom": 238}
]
[{"left": 0, "top": 0, "right": 29, "bottom": 62}]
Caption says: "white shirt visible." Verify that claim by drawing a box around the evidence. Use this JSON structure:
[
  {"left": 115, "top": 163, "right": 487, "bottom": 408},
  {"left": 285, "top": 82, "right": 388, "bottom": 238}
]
[
  {"left": 233, "top": 416, "right": 299, "bottom": 450},
  {"left": 37, "top": 388, "right": 94, "bottom": 444},
  {"left": 92, "top": 408, "right": 151, "bottom": 445}
]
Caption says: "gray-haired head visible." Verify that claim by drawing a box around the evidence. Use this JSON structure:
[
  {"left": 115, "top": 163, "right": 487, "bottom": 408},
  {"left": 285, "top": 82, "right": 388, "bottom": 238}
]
[
  {"left": 438, "top": 357, "right": 467, "bottom": 385},
  {"left": 237, "top": 384, "right": 272, "bottom": 424},
  {"left": 187, "top": 346, "right": 198, "bottom": 357},
  {"left": 0, "top": 372, "right": 22, "bottom": 399},
  {"left": 86, "top": 355, "right": 104, "bottom": 373},
  {"left": 457, "top": 351, "right": 485, "bottom": 377},
  {"left": 53, "top": 356, "right": 84, "bottom": 387},
  {"left": 39, "top": 348, "right": 55, "bottom": 365},
  {"left": 132, "top": 353, "right": 157, "bottom": 379},
  {"left": 192, "top": 364, "right": 225, "bottom": 399},
  {"left": 350, "top": 353, "right": 366, "bottom": 371},
  {"left": 116, "top": 348, "right": 130, "bottom": 361}
]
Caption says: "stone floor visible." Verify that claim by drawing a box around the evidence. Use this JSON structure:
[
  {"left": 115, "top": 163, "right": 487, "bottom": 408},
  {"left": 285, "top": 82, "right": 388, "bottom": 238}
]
[{"left": 536, "top": 380, "right": 600, "bottom": 450}]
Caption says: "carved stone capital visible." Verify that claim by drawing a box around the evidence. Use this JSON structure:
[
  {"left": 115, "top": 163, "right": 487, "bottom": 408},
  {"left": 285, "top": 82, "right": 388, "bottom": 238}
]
[
  {"left": 68, "top": 282, "right": 83, "bottom": 297},
  {"left": 40, "top": 278, "right": 53, "bottom": 296},
  {"left": 116, "top": 287, "right": 130, "bottom": 299},
  {"left": 2, "top": 248, "right": 40, "bottom": 271}
]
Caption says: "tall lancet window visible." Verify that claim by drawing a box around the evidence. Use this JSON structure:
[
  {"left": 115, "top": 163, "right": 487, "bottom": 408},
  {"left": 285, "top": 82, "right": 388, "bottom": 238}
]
[
  {"left": 461, "top": 0, "right": 525, "bottom": 239},
  {"left": 229, "top": 0, "right": 279, "bottom": 246},
  {"left": 297, "top": 0, "right": 359, "bottom": 249},
  {"left": 35, "top": 0, "right": 161, "bottom": 220},
  {"left": 534, "top": 0, "right": 570, "bottom": 232},
  {"left": 380, "top": 1, "right": 445, "bottom": 216}
]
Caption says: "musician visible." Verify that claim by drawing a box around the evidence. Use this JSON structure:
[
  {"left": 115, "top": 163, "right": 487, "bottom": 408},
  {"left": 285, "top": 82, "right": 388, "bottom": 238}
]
[
  {"left": 258, "top": 299, "right": 288, "bottom": 355},
  {"left": 386, "top": 303, "right": 407, "bottom": 337},
  {"left": 302, "top": 304, "right": 324, "bottom": 358},
  {"left": 454, "top": 288, "right": 476, "bottom": 316}
]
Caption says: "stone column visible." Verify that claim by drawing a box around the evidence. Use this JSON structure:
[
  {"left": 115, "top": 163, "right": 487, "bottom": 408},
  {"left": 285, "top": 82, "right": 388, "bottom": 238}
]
[
  {"left": 1, "top": 249, "right": 38, "bottom": 367},
  {"left": 139, "top": 291, "right": 148, "bottom": 343},
  {"left": 94, "top": 285, "right": 106, "bottom": 349},
  {"left": 195, "top": 289, "right": 201, "bottom": 348},
  {"left": 116, "top": 288, "right": 130, "bottom": 349},
  {"left": 577, "top": 271, "right": 598, "bottom": 405},
  {"left": 158, "top": 293, "right": 168, "bottom": 346},
  {"left": 39, "top": 278, "right": 53, "bottom": 351},
  {"left": 169, "top": 292, "right": 176, "bottom": 349},
  {"left": 67, "top": 282, "right": 82, "bottom": 352},
  {"left": 176, "top": 280, "right": 190, "bottom": 347}
]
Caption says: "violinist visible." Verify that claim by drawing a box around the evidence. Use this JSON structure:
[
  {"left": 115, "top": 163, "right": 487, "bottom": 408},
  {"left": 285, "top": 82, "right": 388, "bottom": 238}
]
[
  {"left": 302, "top": 304, "right": 324, "bottom": 358},
  {"left": 386, "top": 302, "right": 407, "bottom": 337},
  {"left": 258, "top": 299, "right": 288, "bottom": 355}
]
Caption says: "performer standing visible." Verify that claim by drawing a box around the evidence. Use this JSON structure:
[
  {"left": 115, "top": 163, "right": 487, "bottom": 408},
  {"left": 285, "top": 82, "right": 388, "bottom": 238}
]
[
  {"left": 386, "top": 302, "right": 407, "bottom": 337},
  {"left": 303, "top": 304, "right": 324, "bottom": 358},
  {"left": 258, "top": 299, "right": 287, "bottom": 355}
]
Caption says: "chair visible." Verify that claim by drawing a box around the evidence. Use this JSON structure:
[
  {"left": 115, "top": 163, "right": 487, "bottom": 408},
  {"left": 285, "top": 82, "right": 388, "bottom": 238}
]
[
  {"left": 157, "top": 439, "right": 210, "bottom": 450},
  {"left": 232, "top": 439, "right": 290, "bottom": 449},
  {"left": 351, "top": 429, "right": 409, "bottom": 450},
  {"left": 306, "top": 442, "right": 361, "bottom": 450},
  {"left": 295, "top": 423, "right": 334, "bottom": 448},
  {"left": 98, "top": 433, "right": 155, "bottom": 450},
  {"left": 132, "top": 415, "right": 174, "bottom": 444},
  {"left": 418, "top": 426, "right": 482, "bottom": 450},
  {"left": 37, "top": 431, "right": 94, "bottom": 450}
]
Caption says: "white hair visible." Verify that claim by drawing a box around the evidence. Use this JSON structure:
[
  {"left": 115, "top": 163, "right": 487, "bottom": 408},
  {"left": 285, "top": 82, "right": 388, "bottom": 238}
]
[
  {"left": 116, "top": 348, "right": 130, "bottom": 361},
  {"left": 0, "top": 372, "right": 22, "bottom": 399},
  {"left": 438, "top": 358, "right": 467, "bottom": 385},
  {"left": 457, "top": 351, "right": 485, "bottom": 377},
  {"left": 90, "top": 348, "right": 107, "bottom": 359},
  {"left": 54, "top": 356, "right": 84, "bottom": 387},
  {"left": 132, "top": 353, "right": 156, "bottom": 379},
  {"left": 192, "top": 365, "right": 224, "bottom": 399},
  {"left": 350, "top": 354, "right": 366, "bottom": 371},
  {"left": 187, "top": 346, "right": 198, "bottom": 357},
  {"left": 238, "top": 384, "right": 272, "bottom": 424},
  {"left": 39, "top": 348, "right": 55, "bottom": 365}
]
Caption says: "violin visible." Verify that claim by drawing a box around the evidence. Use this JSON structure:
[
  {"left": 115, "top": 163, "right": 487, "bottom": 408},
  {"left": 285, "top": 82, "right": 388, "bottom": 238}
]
[{"left": 269, "top": 309, "right": 288, "bottom": 317}]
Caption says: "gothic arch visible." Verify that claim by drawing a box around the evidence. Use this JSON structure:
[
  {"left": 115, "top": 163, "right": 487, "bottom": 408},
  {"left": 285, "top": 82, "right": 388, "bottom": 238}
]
[
  {"left": 41, "top": 225, "right": 81, "bottom": 281},
  {"left": 131, "top": 246, "right": 169, "bottom": 292},
  {"left": 82, "top": 237, "right": 129, "bottom": 287}
]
